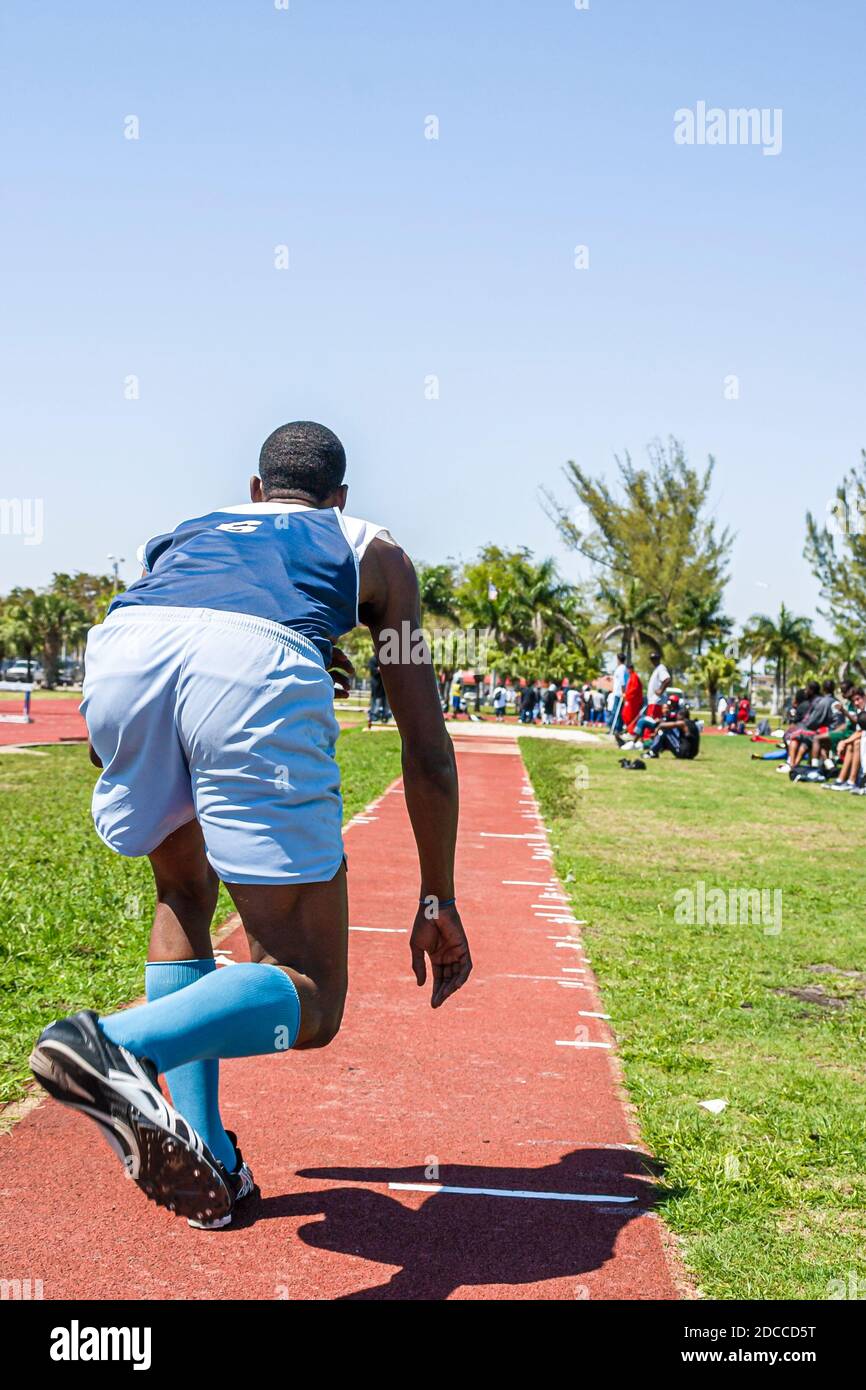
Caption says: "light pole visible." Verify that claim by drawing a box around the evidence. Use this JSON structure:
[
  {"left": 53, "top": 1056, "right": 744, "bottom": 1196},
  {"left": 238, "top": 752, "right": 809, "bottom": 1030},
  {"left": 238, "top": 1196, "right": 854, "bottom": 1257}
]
[{"left": 107, "top": 554, "right": 125, "bottom": 596}]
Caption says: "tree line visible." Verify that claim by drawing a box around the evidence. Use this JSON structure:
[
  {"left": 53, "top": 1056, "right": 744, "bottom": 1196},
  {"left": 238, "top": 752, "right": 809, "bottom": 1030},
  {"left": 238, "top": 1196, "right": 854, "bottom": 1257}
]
[
  {"left": 0, "top": 574, "right": 114, "bottom": 686},
  {"left": 2, "top": 442, "right": 863, "bottom": 706}
]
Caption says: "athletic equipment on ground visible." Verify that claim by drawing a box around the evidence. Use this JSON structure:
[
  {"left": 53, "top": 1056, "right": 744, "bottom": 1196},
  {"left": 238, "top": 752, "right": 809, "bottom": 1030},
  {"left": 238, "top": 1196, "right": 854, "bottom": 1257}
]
[{"left": 0, "top": 681, "right": 33, "bottom": 724}]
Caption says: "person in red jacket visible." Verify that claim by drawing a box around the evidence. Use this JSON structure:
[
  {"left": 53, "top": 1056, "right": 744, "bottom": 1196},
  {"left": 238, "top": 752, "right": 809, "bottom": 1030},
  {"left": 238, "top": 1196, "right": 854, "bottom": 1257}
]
[{"left": 621, "top": 661, "right": 644, "bottom": 735}]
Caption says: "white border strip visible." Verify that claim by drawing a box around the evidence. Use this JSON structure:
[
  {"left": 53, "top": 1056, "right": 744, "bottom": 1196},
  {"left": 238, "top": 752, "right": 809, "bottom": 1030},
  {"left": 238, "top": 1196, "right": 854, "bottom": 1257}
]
[{"left": 388, "top": 1182, "right": 636, "bottom": 1204}]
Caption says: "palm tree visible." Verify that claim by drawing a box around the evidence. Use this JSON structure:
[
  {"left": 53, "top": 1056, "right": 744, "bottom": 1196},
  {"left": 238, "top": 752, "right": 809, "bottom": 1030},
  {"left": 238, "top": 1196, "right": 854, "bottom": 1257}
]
[
  {"left": 517, "top": 557, "right": 585, "bottom": 651},
  {"left": 831, "top": 622, "right": 866, "bottom": 684},
  {"left": 6, "top": 592, "right": 88, "bottom": 687},
  {"left": 689, "top": 647, "right": 739, "bottom": 723},
  {"left": 743, "top": 605, "right": 817, "bottom": 714},
  {"left": 678, "top": 590, "right": 732, "bottom": 656},
  {"left": 598, "top": 578, "right": 663, "bottom": 664},
  {"left": 2, "top": 588, "right": 38, "bottom": 677},
  {"left": 417, "top": 564, "right": 460, "bottom": 624}
]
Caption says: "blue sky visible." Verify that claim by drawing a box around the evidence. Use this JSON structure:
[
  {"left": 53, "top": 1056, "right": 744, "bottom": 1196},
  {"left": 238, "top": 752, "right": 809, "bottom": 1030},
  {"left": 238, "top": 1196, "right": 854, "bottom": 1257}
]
[{"left": 2, "top": 0, "right": 864, "bottom": 634}]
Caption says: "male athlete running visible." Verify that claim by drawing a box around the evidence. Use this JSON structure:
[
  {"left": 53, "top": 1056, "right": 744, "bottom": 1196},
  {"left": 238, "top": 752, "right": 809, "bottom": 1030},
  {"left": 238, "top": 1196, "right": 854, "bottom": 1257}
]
[{"left": 30, "top": 421, "right": 471, "bottom": 1228}]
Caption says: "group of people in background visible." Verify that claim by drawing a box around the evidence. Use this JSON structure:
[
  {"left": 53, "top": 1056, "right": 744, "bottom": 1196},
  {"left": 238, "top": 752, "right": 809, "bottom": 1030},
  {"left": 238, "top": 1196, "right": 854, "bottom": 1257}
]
[
  {"left": 754, "top": 680, "right": 866, "bottom": 793},
  {"left": 483, "top": 651, "right": 652, "bottom": 731},
  {"left": 614, "top": 650, "right": 701, "bottom": 761},
  {"left": 368, "top": 657, "right": 862, "bottom": 790},
  {"left": 716, "top": 693, "right": 753, "bottom": 734},
  {"left": 509, "top": 680, "right": 608, "bottom": 726}
]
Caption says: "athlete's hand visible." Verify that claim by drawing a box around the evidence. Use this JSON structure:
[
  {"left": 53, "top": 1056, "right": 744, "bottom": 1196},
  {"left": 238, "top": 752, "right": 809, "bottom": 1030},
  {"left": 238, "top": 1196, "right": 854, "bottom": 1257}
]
[
  {"left": 329, "top": 646, "right": 355, "bottom": 700},
  {"left": 410, "top": 901, "right": 472, "bottom": 1008}
]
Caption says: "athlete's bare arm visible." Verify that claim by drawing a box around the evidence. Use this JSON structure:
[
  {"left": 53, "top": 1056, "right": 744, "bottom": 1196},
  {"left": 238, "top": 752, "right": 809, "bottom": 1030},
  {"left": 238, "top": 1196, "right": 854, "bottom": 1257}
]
[{"left": 359, "top": 538, "right": 471, "bottom": 1008}]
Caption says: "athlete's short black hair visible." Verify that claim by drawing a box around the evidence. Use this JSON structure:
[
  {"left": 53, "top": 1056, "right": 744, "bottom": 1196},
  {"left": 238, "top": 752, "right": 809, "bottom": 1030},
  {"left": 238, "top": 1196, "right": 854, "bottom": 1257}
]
[{"left": 258, "top": 421, "right": 346, "bottom": 502}]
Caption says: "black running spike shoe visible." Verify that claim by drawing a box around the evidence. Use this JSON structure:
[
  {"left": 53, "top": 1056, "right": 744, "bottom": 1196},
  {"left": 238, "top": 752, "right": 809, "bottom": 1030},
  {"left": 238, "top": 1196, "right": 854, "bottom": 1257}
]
[
  {"left": 30, "top": 1010, "right": 231, "bottom": 1225},
  {"left": 188, "top": 1131, "right": 258, "bottom": 1230}
]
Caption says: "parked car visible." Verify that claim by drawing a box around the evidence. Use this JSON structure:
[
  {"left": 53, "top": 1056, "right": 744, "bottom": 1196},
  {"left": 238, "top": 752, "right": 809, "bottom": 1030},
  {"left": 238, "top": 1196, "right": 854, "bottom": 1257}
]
[
  {"left": 2, "top": 660, "right": 44, "bottom": 685},
  {"left": 54, "top": 660, "right": 84, "bottom": 687}
]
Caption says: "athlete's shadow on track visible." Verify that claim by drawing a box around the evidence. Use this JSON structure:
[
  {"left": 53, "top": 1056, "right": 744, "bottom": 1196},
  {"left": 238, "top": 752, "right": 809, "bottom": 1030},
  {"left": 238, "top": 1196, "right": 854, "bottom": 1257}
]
[{"left": 248, "top": 1149, "right": 668, "bottom": 1299}]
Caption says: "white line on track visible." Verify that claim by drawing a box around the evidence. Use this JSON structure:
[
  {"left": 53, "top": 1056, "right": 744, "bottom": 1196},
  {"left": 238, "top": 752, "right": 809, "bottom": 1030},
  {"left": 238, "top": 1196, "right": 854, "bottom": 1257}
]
[
  {"left": 349, "top": 925, "right": 407, "bottom": 934},
  {"left": 388, "top": 1182, "right": 635, "bottom": 1204},
  {"left": 555, "top": 1039, "right": 612, "bottom": 1049},
  {"left": 502, "top": 879, "right": 556, "bottom": 887},
  {"left": 480, "top": 831, "right": 545, "bottom": 840},
  {"left": 502, "top": 973, "right": 586, "bottom": 982},
  {"left": 579, "top": 1011, "right": 611, "bottom": 1019}
]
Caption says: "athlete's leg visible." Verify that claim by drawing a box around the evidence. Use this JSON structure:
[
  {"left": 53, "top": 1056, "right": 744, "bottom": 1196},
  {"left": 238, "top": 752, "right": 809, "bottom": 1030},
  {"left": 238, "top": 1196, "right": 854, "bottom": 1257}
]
[
  {"left": 141, "top": 820, "right": 237, "bottom": 1171},
  {"left": 225, "top": 861, "right": 349, "bottom": 1050},
  {"left": 97, "top": 862, "right": 347, "bottom": 1069},
  {"left": 147, "top": 819, "right": 218, "bottom": 963}
]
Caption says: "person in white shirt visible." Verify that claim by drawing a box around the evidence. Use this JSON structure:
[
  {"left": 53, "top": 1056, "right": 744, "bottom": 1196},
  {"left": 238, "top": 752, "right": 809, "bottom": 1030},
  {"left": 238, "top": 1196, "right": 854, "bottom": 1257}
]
[
  {"left": 646, "top": 650, "right": 671, "bottom": 717},
  {"left": 611, "top": 651, "right": 628, "bottom": 733}
]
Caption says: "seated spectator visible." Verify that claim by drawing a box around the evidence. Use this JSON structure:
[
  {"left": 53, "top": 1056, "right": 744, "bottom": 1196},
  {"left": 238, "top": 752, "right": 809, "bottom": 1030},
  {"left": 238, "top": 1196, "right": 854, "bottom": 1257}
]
[
  {"left": 777, "top": 681, "right": 821, "bottom": 770},
  {"left": 645, "top": 700, "right": 701, "bottom": 760},
  {"left": 825, "top": 710, "right": 866, "bottom": 793},
  {"left": 784, "top": 680, "right": 844, "bottom": 773},
  {"left": 805, "top": 687, "right": 864, "bottom": 769}
]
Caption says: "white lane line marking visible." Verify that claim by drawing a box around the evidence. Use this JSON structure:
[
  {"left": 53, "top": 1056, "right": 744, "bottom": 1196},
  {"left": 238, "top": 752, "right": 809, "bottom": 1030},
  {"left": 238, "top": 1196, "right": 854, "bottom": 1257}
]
[
  {"left": 579, "top": 1010, "right": 611, "bottom": 1019},
  {"left": 518, "top": 1140, "right": 642, "bottom": 1150},
  {"left": 388, "top": 1182, "right": 635, "bottom": 1204},
  {"left": 556, "top": 1039, "right": 612, "bottom": 1049},
  {"left": 555, "top": 941, "right": 584, "bottom": 951},
  {"left": 502, "top": 879, "right": 556, "bottom": 886},
  {"left": 480, "top": 831, "right": 545, "bottom": 840},
  {"left": 349, "top": 926, "right": 407, "bottom": 934},
  {"left": 561, "top": 966, "right": 586, "bottom": 973},
  {"left": 502, "top": 973, "right": 583, "bottom": 982}
]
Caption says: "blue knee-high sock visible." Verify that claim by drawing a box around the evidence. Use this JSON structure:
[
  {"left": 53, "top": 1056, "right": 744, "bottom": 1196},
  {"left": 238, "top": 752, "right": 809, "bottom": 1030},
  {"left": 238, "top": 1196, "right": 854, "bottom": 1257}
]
[
  {"left": 145, "top": 960, "right": 237, "bottom": 1173},
  {"left": 101, "top": 961, "right": 301, "bottom": 1077}
]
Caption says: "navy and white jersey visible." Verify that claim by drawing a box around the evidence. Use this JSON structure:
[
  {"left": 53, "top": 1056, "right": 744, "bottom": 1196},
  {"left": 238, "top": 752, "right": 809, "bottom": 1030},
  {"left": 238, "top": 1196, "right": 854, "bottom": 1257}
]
[{"left": 110, "top": 502, "right": 395, "bottom": 664}]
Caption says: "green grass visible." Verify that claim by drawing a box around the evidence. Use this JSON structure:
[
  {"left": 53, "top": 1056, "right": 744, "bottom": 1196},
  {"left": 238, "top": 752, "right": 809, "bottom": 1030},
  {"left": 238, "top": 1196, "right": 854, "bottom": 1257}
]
[
  {"left": 0, "top": 689, "right": 82, "bottom": 700},
  {"left": 521, "top": 733, "right": 866, "bottom": 1301},
  {"left": 0, "top": 730, "right": 402, "bottom": 1109}
]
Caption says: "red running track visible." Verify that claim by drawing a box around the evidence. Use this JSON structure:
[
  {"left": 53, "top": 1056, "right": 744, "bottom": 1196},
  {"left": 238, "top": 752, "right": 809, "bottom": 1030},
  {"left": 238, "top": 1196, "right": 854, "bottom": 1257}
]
[
  {"left": 0, "top": 697, "right": 87, "bottom": 747},
  {"left": 0, "top": 737, "right": 680, "bottom": 1300}
]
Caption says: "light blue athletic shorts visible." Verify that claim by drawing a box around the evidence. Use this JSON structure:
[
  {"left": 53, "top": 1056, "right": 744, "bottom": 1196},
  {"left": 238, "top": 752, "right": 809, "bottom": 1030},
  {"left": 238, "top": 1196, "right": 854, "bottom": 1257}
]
[{"left": 80, "top": 607, "right": 343, "bottom": 884}]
